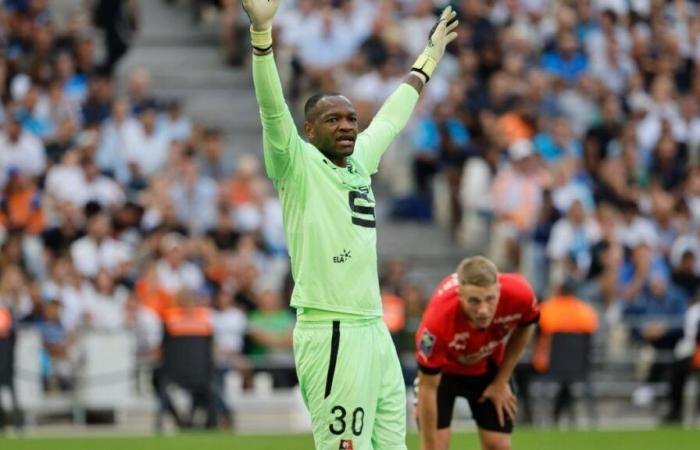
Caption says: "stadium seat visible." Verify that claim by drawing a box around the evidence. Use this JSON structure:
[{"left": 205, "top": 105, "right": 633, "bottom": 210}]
[{"left": 155, "top": 333, "right": 216, "bottom": 430}]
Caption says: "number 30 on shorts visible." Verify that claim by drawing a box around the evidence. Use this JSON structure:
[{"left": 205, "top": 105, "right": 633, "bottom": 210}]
[{"left": 329, "top": 405, "right": 365, "bottom": 436}]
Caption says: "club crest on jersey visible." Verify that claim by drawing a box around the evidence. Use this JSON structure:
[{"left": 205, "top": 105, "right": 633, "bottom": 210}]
[
  {"left": 419, "top": 329, "right": 436, "bottom": 359},
  {"left": 339, "top": 439, "right": 354, "bottom": 449},
  {"left": 448, "top": 332, "right": 470, "bottom": 351}
]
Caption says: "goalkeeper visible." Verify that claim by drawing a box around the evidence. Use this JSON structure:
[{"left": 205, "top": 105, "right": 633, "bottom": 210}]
[{"left": 241, "top": 1, "right": 458, "bottom": 449}]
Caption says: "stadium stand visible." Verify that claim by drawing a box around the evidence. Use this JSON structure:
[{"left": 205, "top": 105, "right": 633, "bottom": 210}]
[{"left": 1, "top": 0, "right": 700, "bottom": 434}]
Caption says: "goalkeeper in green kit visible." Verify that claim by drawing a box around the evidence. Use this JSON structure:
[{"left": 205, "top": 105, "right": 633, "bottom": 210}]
[{"left": 241, "top": 1, "right": 458, "bottom": 448}]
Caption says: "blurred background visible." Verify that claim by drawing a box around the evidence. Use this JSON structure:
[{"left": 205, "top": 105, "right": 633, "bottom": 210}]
[{"left": 1, "top": 0, "right": 700, "bottom": 439}]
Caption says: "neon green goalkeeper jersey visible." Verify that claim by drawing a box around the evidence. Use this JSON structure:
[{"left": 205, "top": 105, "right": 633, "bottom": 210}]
[{"left": 252, "top": 53, "right": 419, "bottom": 317}]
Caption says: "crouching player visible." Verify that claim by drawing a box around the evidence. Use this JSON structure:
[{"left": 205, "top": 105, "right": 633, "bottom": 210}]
[{"left": 415, "top": 256, "right": 539, "bottom": 450}]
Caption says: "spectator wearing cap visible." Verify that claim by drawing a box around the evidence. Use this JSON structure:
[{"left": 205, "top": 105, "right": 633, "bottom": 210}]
[
  {"left": 490, "top": 139, "right": 543, "bottom": 271},
  {"left": 0, "top": 114, "right": 46, "bottom": 186}
]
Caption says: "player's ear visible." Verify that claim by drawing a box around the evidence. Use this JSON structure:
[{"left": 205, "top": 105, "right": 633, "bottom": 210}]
[{"left": 303, "top": 121, "right": 314, "bottom": 140}]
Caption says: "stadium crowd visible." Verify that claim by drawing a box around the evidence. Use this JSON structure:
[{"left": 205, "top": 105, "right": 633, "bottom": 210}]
[
  {"left": 0, "top": 0, "right": 296, "bottom": 425},
  {"left": 2, "top": 0, "right": 700, "bottom": 430}
]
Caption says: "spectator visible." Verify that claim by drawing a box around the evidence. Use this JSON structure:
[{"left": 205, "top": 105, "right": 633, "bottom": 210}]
[
  {"left": 169, "top": 156, "right": 218, "bottom": 235},
  {"left": 92, "top": 0, "right": 139, "bottom": 75},
  {"left": 155, "top": 232, "right": 204, "bottom": 294},
  {"left": 212, "top": 288, "right": 249, "bottom": 424},
  {"left": 547, "top": 200, "right": 602, "bottom": 285},
  {"left": 38, "top": 290, "right": 76, "bottom": 392},
  {"left": 124, "top": 105, "right": 170, "bottom": 181},
  {"left": 489, "top": 139, "right": 543, "bottom": 271},
  {"left": 624, "top": 266, "right": 687, "bottom": 408},
  {"left": 532, "top": 279, "right": 599, "bottom": 423},
  {"left": 70, "top": 209, "right": 132, "bottom": 279},
  {"left": 198, "top": 127, "right": 232, "bottom": 180},
  {"left": 82, "top": 270, "right": 128, "bottom": 332},
  {"left": 0, "top": 114, "right": 46, "bottom": 186},
  {"left": 246, "top": 284, "right": 295, "bottom": 388}
]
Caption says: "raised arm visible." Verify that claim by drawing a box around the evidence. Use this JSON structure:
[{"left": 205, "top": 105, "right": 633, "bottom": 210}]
[
  {"left": 355, "top": 6, "right": 459, "bottom": 174},
  {"left": 243, "top": 0, "right": 302, "bottom": 180}
]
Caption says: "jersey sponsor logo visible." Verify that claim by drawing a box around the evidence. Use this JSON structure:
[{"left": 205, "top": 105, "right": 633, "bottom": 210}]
[
  {"left": 419, "top": 329, "right": 436, "bottom": 360},
  {"left": 456, "top": 340, "right": 499, "bottom": 365},
  {"left": 339, "top": 439, "right": 354, "bottom": 449},
  {"left": 333, "top": 249, "right": 352, "bottom": 263},
  {"left": 492, "top": 313, "right": 522, "bottom": 325},
  {"left": 448, "top": 331, "right": 470, "bottom": 351}
]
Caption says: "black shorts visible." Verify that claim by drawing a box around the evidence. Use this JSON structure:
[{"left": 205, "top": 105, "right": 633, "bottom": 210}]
[{"left": 416, "top": 364, "right": 514, "bottom": 433}]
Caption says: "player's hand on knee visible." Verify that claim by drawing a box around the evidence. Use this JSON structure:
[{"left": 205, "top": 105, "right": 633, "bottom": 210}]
[
  {"left": 242, "top": 0, "right": 280, "bottom": 31},
  {"left": 479, "top": 381, "right": 517, "bottom": 428}
]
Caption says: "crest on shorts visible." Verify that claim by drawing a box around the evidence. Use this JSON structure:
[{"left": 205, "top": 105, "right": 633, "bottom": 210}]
[
  {"left": 419, "top": 329, "right": 436, "bottom": 359},
  {"left": 339, "top": 439, "right": 354, "bottom": 449}
]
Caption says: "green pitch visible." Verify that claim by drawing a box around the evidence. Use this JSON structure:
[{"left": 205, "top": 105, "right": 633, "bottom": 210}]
[{"left": 3, "top": 429, "right": 699, "bottom": 450}]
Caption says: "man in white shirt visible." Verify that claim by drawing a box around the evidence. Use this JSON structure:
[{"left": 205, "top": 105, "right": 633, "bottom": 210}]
[
  {"left": 155, "top": 232, "right": 204, "bottom": 294},
  {"left": 124, "top": 105, "right": 169, "bottom": 179},
  {"left": 0, "top": 115, "right": 46, "bottom": 186},
  {"left": 70, "top": 211, "right": 132, "bottom": 278}
]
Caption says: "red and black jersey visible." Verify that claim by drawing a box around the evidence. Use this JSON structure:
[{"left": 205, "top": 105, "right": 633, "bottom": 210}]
[{"left": 415, "top": 273, "right": 539, "bottom": 376}]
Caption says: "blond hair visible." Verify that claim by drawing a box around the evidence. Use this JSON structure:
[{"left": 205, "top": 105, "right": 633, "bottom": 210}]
[{"left": 456, "top": 256, "right": 499, "bottom": 287}]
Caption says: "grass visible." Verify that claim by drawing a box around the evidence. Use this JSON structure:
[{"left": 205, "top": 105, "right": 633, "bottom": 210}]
[{"left": 3, "top": 428, "right": 700, "bottom": 450}]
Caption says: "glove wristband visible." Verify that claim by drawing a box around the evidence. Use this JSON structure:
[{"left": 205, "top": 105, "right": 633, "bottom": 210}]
[
  {"left": 411, "top": 53, "right": 437, "bottom": 83},
  {"left": 250, "top": 26, "right": 273, "bottom": 52}
]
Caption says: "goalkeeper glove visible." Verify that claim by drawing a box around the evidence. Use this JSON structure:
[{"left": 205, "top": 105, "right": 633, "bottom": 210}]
[
  {"left": 411, "top": 6, "right": 459, "bottom": 82},
  {"left": 242, "top": 0, "right": 281, "bottom": 52}
]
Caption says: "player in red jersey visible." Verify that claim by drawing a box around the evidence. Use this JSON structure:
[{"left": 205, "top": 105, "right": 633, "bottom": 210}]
[{"left": 415, "top": 256, "right": 539, "bottom": 450}]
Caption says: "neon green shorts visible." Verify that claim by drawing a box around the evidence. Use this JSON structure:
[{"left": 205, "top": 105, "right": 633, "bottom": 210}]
[{"left": 293, "top": 317, "right": 407, "bottom": 450}]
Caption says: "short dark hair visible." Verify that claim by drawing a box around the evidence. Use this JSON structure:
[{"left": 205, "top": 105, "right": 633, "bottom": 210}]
[{"left": 304, "top": 92, "right": 343, "bottom": 120}]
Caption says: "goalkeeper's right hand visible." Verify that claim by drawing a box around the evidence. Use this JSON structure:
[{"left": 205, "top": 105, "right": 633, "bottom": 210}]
[
  {"left": 242, "top": 0, "right": 281, "bottom": 51},
  {"left": 411, "top": 6, "right": 459, "bottom": 82}
]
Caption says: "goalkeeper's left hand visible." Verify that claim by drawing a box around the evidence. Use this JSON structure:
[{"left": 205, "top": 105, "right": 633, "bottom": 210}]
[{"left": 411, "top": 6, "right": 459, "bottom": 82}]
